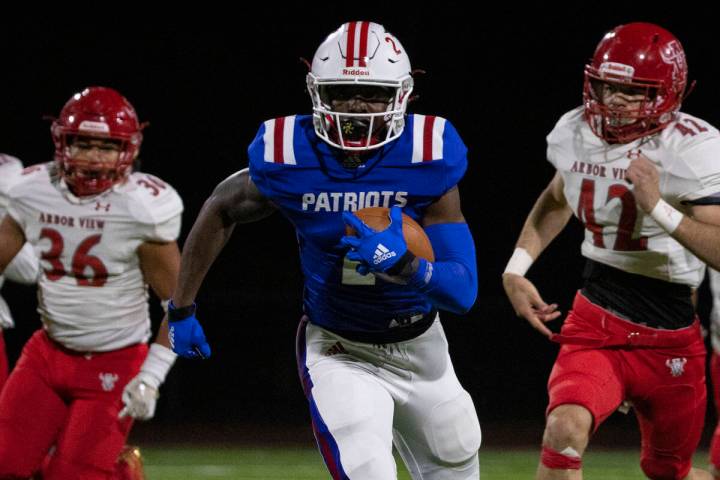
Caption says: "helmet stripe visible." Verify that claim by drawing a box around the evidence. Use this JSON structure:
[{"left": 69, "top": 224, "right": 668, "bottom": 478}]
[
  {"left": 346, "top": 22, "right": 357, "bottom": 67},
  {"left": 358, "top": 21, "right": 369, "bottom": 67}
]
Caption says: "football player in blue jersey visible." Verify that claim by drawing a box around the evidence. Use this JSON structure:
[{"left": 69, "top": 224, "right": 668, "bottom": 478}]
[{"left": 168, "top": 22, "right": 481, "bottom": 479}]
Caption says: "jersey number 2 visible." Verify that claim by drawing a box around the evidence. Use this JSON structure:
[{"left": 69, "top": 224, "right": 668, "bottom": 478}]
[
  {"left": 577, "top": 179, "right": 648, "bottom": 251},
  {"left": 40, "top": 228, "right": 108, "bottom": 287}
]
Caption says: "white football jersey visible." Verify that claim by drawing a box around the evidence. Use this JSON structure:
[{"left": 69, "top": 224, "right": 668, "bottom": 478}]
[
  {"left": 0, "top": 154, "right": 23, "bottom": 219},
  {"left": 6, "top": 163, "right": 183, "bottom": 351},
  {"left": 548, "top": 107, "right": 720, "bottom": 288},
  {"left": 0, "top": 154, "right": 40, "bottom": 328},
  {"left": 709, "top": 269, "right": 720, "bottom": 353}
]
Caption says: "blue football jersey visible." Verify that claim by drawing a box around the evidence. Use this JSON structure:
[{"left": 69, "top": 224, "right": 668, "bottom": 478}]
[{"left": 248, "top": 114, "right": 467, "bottom": 340}]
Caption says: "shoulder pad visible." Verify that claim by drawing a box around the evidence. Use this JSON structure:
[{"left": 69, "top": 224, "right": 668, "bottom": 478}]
[
  {"left": 125, "top": 172, "right": 184, "bottom": 227},
  {"left": 410, "top": 114, "right": 450, "bottom": 163},
  {"left": 0, "top": 154, "right": 23, "bottom": 197},
  {"left": 251, "top": 115, "right": 299, "bottom": 166},
  {"left": 664, "top": 113, "right": 720, "bottom": 148}
]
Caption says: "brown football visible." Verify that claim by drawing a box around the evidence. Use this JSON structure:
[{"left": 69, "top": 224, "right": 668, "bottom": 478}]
[{"left": 345, "top": 207, "right": 435, "bottom": 262}]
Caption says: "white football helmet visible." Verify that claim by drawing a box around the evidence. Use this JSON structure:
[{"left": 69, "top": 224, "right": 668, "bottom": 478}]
[{"left": 307, "top": 21, "right": 414, "bottom": 151}]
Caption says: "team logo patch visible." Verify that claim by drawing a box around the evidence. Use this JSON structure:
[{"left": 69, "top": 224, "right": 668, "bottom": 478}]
[
  {"left": 388, "top": 313, "right": 425, "bottom": 328},
  {"left": 627, "top": 149, "right": 642, "bottom": 160},
  {"left": 660, "top": 40, "right": 685, "bottom": 66},
  {"left": 665, "top": 357, "right": 687, "bottom": 377},
  {"left": 99, "top": 372, "right": 119, "bottom": 391}
]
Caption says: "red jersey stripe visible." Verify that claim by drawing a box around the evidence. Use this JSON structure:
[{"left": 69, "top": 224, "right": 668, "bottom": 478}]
[
  {"left": 274, "top": 117, "right": 285, "bottom": 164},
  {"left": 423, "top": 115, "right": 436, "bottom": 162}
]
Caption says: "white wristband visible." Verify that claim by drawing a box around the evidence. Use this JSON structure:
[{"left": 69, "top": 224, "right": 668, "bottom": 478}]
[
  {"left": 139, "top": 343, "right": 177, "bottom": 389},
  {"left": 503, "top": 248, "right": 534, "bottom": 276},
  {"left": 650, "top": 199, "right": 683, "bottom": 234}
]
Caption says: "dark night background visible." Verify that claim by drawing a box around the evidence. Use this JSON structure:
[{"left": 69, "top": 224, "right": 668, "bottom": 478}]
[{"left": 2, "top": 6, "right": 720, "bottom": 449}]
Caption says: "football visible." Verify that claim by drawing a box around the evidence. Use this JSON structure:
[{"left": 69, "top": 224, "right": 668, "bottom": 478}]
[{"left": 345, "top": 207, "right": 435, "bottom": 261}]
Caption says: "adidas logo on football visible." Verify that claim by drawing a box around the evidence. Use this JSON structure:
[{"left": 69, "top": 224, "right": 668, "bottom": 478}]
[{"left": 373, "top": 243, "right": 397, "bottom": 264}]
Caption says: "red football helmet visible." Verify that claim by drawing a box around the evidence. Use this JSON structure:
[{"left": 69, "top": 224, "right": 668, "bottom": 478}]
[
  {"left": 52, "top": 87, "right": 143, "bottom": 196},
  {"left": 583, "top": 22, "right": 688, "bottom": 143}
]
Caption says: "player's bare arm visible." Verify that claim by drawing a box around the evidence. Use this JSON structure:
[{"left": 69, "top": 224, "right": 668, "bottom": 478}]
[
  {"left": 627, "top": 154, "right": 720, "bottom": 271},
  {"left": 173, "top": 168, "right": 276, "bottom": 307},
  {"left": 681, "top": 204, "right": 720, "bottom": 267},
  {"left": 513, "top": 172, "right": 573, "bottom": 259},
  {"left": 503, "top": 172, "right": 573, "bottom": 337},
  {"left": 0, "top": 215, "right": 26, "bottom": 274},
  {"left": 120, "top": 240, "right": 183, "bottom": 420},
  {"left": 422, "top": 186, "right": 466, "bottom": 226},
  {"left": 138, "top": 240, "right": 181, "bottom": 348}
]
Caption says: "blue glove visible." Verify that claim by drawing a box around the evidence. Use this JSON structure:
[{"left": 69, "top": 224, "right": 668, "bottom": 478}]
[
  {"left": 168, "top": 302, "right": 211, "bottom": 359},
  {"left": 341, "top": 205, "right": 411, "bottom": 274}
]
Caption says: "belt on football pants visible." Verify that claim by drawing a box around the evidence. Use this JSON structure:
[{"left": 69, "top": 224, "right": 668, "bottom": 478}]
[
  {"left": 320, "top": 308, "right": 438, "bottom": 344},
  {"left": 550, "top": 292, "right": 702, "bottom": 349}
]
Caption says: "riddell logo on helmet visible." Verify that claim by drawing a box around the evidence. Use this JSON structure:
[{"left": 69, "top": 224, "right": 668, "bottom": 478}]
[
  {"left": 342, "top": 68, "right": 370, "bottom": 76},
  {"left": 78, "top": 120, "right": 111, "bottom": 134},
  {"left": 599, "top": 62, "right": 634, "bottom": 80}
]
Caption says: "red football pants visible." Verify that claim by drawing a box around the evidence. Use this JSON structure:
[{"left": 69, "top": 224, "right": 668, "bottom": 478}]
[
  {"left": 709, "top": 352, "right": 720, "bottom": 469},
  {"left": 0, "top": 330, "right": 147, "bottom": 480},
  {"left": 548, "top": 293, "right": 706, "bottom": 479}
]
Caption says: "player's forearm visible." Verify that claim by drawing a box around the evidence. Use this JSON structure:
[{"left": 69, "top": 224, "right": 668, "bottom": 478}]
[
  {"left": 173, "top": 198, "right": 236, "bottom": 306},
  {"left": 408, "top": 223, "right": 477, "bottom": 314},
  {"left": 154, "top": 318, "right": 171, "bottom": 349},
  {"left": 0, "top": 216, "right": 26, "bottom": 275},
  {"left": 173, "top": 171, "right": 274, "bottom": 307},
  {"left": 515, "top": 186, "right": 573, "bottom": 260},
  {"left": 670, "top": 217, "right": 720, "bottom": 270}
]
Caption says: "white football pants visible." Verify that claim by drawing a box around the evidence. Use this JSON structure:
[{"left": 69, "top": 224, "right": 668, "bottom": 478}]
[{"left": 297, "top": 316, "right": 481, "bottom": 480}]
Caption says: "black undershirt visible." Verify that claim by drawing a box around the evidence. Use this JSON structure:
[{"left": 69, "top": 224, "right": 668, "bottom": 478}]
[{"left": 580, "top": 259, "right": 694, "bottom": 330}]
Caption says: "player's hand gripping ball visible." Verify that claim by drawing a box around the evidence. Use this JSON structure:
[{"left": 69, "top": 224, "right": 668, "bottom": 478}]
[{"left": 342, "top": 206, "right": 434, "bottom": 275}]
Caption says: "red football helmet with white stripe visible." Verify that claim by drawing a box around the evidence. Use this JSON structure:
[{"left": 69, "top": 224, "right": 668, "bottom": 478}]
[
  {"left": 307, "top": 21, "right": 414, "bottom": 151},
  {"left": 583, "top": 22, "right": 688, "bottom": 143},
  {"left": 51, "top": 87, "right": 143, "bottom": 196}
]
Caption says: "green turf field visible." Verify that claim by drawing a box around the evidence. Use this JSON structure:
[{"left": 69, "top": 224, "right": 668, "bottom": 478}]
[{"left": 141, "top": 446, "right": 711, "bottom": 479}]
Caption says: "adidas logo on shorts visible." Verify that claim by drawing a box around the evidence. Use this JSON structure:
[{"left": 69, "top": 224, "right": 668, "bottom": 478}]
[{"left": 373, "top": 243, "right": 397, "bottom": 264}]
